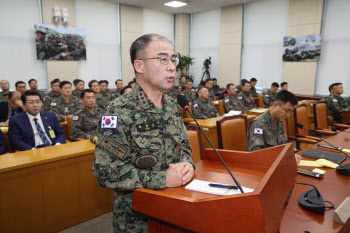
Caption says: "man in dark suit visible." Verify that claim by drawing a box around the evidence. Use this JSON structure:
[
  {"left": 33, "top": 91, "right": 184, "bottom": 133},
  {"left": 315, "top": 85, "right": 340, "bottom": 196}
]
[
  {"left": 9, "top": 90, "right": 66, "bottom": 151},
  {"left": 0, "top": 91, "right": 24, "bottom": 127},
  {"left": 0, "top": 130, "right": 8, "bottom": 155}
]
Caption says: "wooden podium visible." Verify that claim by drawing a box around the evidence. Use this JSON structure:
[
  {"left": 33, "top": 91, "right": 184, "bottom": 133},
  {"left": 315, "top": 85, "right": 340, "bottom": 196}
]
[{"left": 133, "top": 144, "right": 297, "bottom": 233}]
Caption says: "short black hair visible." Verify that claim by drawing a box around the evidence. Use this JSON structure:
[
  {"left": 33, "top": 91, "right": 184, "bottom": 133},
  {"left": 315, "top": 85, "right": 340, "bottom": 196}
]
[
  {"left": 50, "top": 79, "right": 60, "bottom": 86},
  {"left": 281, "top": 82, "right": 288, "bottom": 87},
  {"left": 59, "top": 81, "right": 72, "bottom": 89},
  {"left": 121, "top": 85, "right": 132, "bottom": 95},
  {"left": 241, "top": 79, "right": 250, "bottom": 87},
  {"left": 185, "top": 79, "right": 193, "bottom": 84},
  {"left": 329, "top": 83, "right": 334, "bottom": 92},
  {"left": 205, "top": 79, "right": 212, "bottom": 83},
  {"left": 73, "top": 79, "right": 84, "bottom": 86},
  {"left": 200, "top": 80, "right": 206, "bottom": 86},
  {"left": 115, "top": 79, "right": 123, "bottom": 85},
  {"left": 275, "top": 90, "right": 298, "bottom": 106},
  {"left": 88, "top": 79, "right": 98, "bottom": 88},
  {"left": 21, "top": 90, "right": 41, "bottom": 104},
  {"left": 128, "top": 81, "right": 136, "bottom": 86},
  {"left": 271, "top": 82, "right": 280, "bottom": 88},
  {"left": 80, "top": 89, "right": 95, "bottom": 98},
  {"left": 212, "top": 78, "right": 217, "bottom": 81},
  {"left": 250, "top": 78, "right": 257, "bottom": 82},
  {"left": 226, "top": 83, "right": 235, "bottom": 90},
  {"left": 15, "top": 81, "right": 26, "bottom": 88},
  {"left": 99, "top": 80, "right": 109, "bottom": 85},
  {"left": 28, "top": 79, "right": 37, "bottom": 85},
  {"left": 332, "top": 83, "right": 342, "bottom": 90}
]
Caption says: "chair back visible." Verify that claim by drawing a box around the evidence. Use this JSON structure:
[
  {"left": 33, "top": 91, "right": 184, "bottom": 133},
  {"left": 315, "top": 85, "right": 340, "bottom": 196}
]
[
  {"left": 301, "top": 100, "right": 316, "bottom": 129},
  {"left": 184, "top": 103, "right": 192, "bottom": 119},
  {"left": 294, "top": 104, "right": 309, "bottom": 136},
  {"left": 186, "top": 126, "right": 202, "bottom": 164},
  {"left": 217, "top": 115, "right": 247, "bottom": 151},
  {"left": 218, "top": 100, "right": 226, "bottom": 116},
  {"left": 258, "top": 93, "right": 264, "bottom": 107},
  {"left": 313, "top": 101, "right": 328, "bottom": 129},
  {"left": 66, "top": 115, "right": 74, "bottom": 141}
]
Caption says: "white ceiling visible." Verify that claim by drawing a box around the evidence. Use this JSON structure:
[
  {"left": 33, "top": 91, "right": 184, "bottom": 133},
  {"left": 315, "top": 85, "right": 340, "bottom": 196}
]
[{"left": 107, "top": 0, "right": 257, "bottom": 14}]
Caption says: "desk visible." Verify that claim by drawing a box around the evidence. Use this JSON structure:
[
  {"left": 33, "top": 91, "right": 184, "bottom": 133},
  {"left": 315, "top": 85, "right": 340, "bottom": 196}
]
[
  {"left": 0, "top": 140, "right": 114, "bottom": 232},
  {"left": 280, "top": 130, "right": 350, "bottom": 232}
]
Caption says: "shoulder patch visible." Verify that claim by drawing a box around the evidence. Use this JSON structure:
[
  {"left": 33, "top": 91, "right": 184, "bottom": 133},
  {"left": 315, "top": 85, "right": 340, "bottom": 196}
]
[
  {"left": 333, "top": 99, "right": 338, "bottom": 102},
  {"left": 99, "top": 136, "right": 127, "bottom": 160},
  {"left": 51, "top": 102, "right": 57, "bottom": 106},
  {"left": 193, "top": 104, "right": 198, "bottom": 108},
  {"left": 225, "top": 99, "right": 229, "bottom": 103},
  {"left": 254, "top": 128, "right": 263, "bottom": 135},
  {"left": 238, "top": 96, "right": 243, "bottom": 100},
  {"left": 101, "top": 115, "right": 118, "bottom": 129},
  {"left": 73, "top": 116, "right": 79, "bottom": 120}
]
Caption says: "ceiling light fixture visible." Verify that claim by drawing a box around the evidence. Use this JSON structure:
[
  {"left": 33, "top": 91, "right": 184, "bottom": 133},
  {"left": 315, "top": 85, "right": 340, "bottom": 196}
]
[{"left": 164, "top": 1, "right": 187, "bottom": 8}]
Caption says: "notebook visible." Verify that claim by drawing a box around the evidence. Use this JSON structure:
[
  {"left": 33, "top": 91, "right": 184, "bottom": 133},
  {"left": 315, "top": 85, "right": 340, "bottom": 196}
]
[{"left": 302, "top": 148, "right": 346, "bottom": 164}]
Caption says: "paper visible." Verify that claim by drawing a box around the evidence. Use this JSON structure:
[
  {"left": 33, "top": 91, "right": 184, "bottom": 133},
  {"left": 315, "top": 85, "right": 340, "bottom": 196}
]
[
  {"left": 249, "top": 108, "right": 269, "bottom": 113},
  {"left": 223, "top": 110, "right": 242, "bottom": 117},
  {"left": 185, "top": 179, "right": 254, "bottom": 196},
  {"left": 298, "top": 159, "right": 339, "bottom": 168},
  {"left": 312, "top": 168, "right": 326, "bottom": 174},
  {"left": 0, "top": 127, "right": 8, "bottom": 130}
]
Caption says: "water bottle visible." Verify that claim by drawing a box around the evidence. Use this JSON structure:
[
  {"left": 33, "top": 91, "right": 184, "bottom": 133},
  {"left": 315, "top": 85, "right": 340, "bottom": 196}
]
[{"left": 64, "top": 107, "right": 69, "bottom": 122}]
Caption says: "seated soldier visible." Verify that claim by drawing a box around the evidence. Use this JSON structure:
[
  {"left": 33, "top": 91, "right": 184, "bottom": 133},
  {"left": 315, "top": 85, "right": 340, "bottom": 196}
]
[
  {"left": 223, "top": 83, "right": 245, "bottom": 113},
  {"left": 89, "top": 80, "right": 110, "bottom": 109},
  {"left": 15, "top": 81, "right": 26, "bottom": 95},
  {"left": 237, "top": 79, "right": 257, "bottom": 110},
  {"left": 72, "top": 79, "right": 85, "bottom": 98},
  {"left": 236, "top": 79, "right": 248, "bottom": 95},
  {"left": 9, "top": 90, "right": 65, "bottom": 151},
  {"left": 250, "top": 78, "right": 258, "bottom": 97},
  {"left": 327, "top": 83, "right": 350, "bottom": 124},
  {"left": 280, "top": 82, "right": 288, "bottom": 91},
  {"left": 72, "top": 89, "right": 102, "bottom": 140},
  {"left": 114, "top": 79, "right": 123, "bottom": 97},
  {"left": 180, "top": 79, "right": 196, "bottom": 103},
  {"left": 212, "top": 78, "right": 223, "bottom": 99},
  {"left": 263, "top": 82, "right": 279, "bottom": 106},
  {"left": 205, "top": 79, "right": 216, "bottom": 102},
  {"left": 28, "top": 79, "right": 45, "bottom": 100},
  {"left": 0, "top": 80, "right": 11, "bottom": 103},
  {"left": 50, "top": 81, "right": 83, "bottom": 122},
  {"left": 99, "top": 80, "right": 113, "bottom": 101},
  {"left": 246, "top": 90, "right": 301, "bottom": 164},
  {"left": 43, "top": 79, "right": 61, "bottom": 111},
  {"left": 192, "top": 86, "right": 219, "bottom": 119},
  {"left": 0, "top": 129, "right": 8, "bottom": 155}
]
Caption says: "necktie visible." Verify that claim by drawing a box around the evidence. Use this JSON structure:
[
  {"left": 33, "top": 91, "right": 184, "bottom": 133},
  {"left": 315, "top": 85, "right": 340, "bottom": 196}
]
[
  {"left": 11, "top": 109, "right": 15, "bottom": 116},
  {"left": 33, "top": 118, "right": 51, "bottom": 147}
]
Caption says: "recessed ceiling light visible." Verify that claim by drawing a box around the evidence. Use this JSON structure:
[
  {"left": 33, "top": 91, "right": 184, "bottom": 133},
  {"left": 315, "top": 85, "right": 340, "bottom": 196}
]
[{"left": 164, "top": 1, "right": 187, "bottom": 8}]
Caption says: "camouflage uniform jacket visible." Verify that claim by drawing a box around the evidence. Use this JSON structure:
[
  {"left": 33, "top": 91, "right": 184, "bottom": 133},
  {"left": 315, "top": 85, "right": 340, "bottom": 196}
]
[
  {"left": 96, "top": 94, "right": 111, "bottom": 110},
  {"left": 166, "top": 86, "right": 179, "bottom": 100},
  {"left": 100, "top": 91, "right": 113, "bottom": 102},
  {"left": 208, "top": 89, "right": 216, "bottom": 102},
  {"left": 192, "top": 98, "right": 220, "bottom": 119},
  {"left": 180, "top": 89, "right": 197, "bottom": 103},
  {"left": 50, "top": 95, "right": 83, "bottom": 122},
  {"left": 236, "top": 85, "right": 243, "bottom": 95},
  {"left": 43, "top": 91, "right": 61, "bottom": 111},
  {"left": 237, "top": 91, "right": 257, "bottom": 110},
  {"left": 250, "top": 86, "right": 258, "bottom": 97},
  {"left": 0, "top": 91, "right": 9, "bottom": 103},
  {"left": 263, "top": 89, "right": 276, "bottom": 106},
  {"left": 326, "top": 94, "right": 350, "bottom": 124},
  {"left": 72, "top": 107, "right": 102, "bottom": 139},
  {"left": 111, "top": 91, "right": 121, "bottom": 100},
  {"left": 223, "top": 95, "right": 245, "bottom": 113},
  {"left": 246, "top": 110, "right": 288, "bottom": 151},
  {"left": 72, "top": 90, "right": 82, "bottom": 99},
  {"left": 91, "top": 83, "right": 194, "bottom": 232}
]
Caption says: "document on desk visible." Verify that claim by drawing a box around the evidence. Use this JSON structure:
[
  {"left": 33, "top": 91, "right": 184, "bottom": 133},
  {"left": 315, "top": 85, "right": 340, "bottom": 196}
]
[
  {"left": 223, "top": 110, "right": 241, "bottom": 117},
  {"left": 185, "top": 179, "right": 254, "bottom": 196}
]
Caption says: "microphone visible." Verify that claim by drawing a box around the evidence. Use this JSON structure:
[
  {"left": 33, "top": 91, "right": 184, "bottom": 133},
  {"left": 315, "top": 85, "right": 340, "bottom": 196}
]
[
  {"left": 331, "top": 127, "right": 350, "bottom": 134},
  {"left": 296, "top": 123, "right": 350, "bottom": 159},
  {"left": 177, "top": 95, "right": 244, "bottom": 193}
]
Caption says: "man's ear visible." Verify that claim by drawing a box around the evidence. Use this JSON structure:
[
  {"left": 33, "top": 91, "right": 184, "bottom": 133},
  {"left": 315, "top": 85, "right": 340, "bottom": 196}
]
[{"left": 134, "top": 60, "right": 144, "bottom": 74}]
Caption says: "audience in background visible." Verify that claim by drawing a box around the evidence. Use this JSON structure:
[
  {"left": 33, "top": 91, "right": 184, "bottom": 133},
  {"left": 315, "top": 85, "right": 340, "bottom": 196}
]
[
  {"left": 263, "top": 82, "right": 280, "bottom": 106},
  {"left": 115, "top": 79, "right": 123, "bottom": 97},
  {"left": 205, "top": 79, "right": 216, "bottom": 102},
  {"left": 326, "top": 83, "right": 350, "bottom": 124},
  {"left": 236, "top": 79, "right": 248, "bottom": 95},
  {"left": 223, "top": 83, "right": 245, "bottom": 114},
  {"left": 0, "top": 91, "right": 24, "bottom": 127},
  {"left": 121, "top": 85, "right": 132, "bottom": 95},
  {"left": 192, "top": 86, "right": 219, "bottom": 119},
  {"left": 237, "top": 79, "right": 257, "bottom": 110},
  {"left": 212, "top": 78, "right": 223, "bottom": 99},
  {"left": 15, "top": 81, "right": 26, "bottom": 94},
  {"left": 250, "top": 78, "right": 258, "bottom": 97},
  {"left": 128, "top": 80, "right": 136, "bottom": 89},
  {"left": 89, "top": 80, "right": 109, "bottom": 110},
  {"left": 43, "top": 79, "right": 61, "bottom": 110},
  {"left": 0, "top": 80, "right": 10, "bottom": 103},
  {"left": 72, "top": 79, "right": 85, "bottom": 98},
  {"left": 28, "top": 79, "right": 45, "bottom": 100},
  {"left": 280, "top": 82, "right": 288, "bottom": 91},
  {"left": 99, "top": 80, "right": 113, "bottom": 101},
  {"left": 180, "top": 79, "right": 196, "bottom": 103}
]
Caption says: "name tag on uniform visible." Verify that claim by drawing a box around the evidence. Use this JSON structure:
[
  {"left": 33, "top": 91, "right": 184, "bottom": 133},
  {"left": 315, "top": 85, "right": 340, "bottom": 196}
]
[
  {"left": 193, "top": 104, "right": 198, "bottom": 108},
  {"left": 238, "top": 97, "right": 243, "bottom": 100},
  {"left": 49, "top": 130, "right": 56, "bottom": 138},
  {"left": 73, "top": 116, "right": 79, "bottom": 120},
  {"left": 254, "top": 128, "right": 263, "bottom": 135},
  {"left": 225, "top": 99, "right": 229, "bottom": 103},
  {"left": 101, "top": 115, "right": 118, "bottom": 129},
  {"left": 333, "top": 99, "right": 338, "bottom": 102},
  {"left": 51, "top": 102, "right": 57, "bottom": 106},
  {"left": 137, "top": 121, "right": 159, "bottom": 132},
  {"left": 265, "top": 95, "right": 269, "bottom": 97}
]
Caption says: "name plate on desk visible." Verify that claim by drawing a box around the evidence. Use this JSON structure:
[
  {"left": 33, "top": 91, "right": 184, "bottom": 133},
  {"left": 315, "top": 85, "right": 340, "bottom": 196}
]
[{"left": 334, "top": 197, "right": 350, "bottom": 224}]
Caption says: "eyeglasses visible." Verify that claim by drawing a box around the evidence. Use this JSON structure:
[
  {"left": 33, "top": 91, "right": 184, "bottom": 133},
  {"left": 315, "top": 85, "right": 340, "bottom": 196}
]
[
  {"left": 138, "top": 55, "right": 179, "bottom": 66},
  {"left": 278, "top": 102, "right": 294, "bottom": 115}
]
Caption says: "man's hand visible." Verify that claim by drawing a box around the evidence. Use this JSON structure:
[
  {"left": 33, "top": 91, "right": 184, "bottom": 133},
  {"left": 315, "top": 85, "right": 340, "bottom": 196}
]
[
  {"left": 295, "top": 154, "right": 302, "bottom": 165},
  {"left": 165, "top": 164, "right": 183, "bottom": 187},
  {"left": 169, "top": 162, "right": 195, "bottom": 185},
  {"left": 15, "top": 100, "right": 24, "bottom": 109},
  {"left": 2, "top": 119, "right": 9, "bottom": 127}
]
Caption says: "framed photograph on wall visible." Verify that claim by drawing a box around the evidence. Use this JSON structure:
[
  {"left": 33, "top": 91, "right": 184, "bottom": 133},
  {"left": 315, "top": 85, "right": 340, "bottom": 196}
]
[{"left": 282, "top": 34, "right": 322, "bottom": 62}]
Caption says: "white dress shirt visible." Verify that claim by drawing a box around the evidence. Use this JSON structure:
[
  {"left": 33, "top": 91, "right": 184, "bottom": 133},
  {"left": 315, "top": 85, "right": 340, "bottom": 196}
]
[{"left": 26, "top": 112, "right": 53, "bottom": 147}]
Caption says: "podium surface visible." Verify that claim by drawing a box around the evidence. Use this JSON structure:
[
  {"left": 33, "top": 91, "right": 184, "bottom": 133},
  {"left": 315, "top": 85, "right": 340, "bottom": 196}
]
[{"left": 133, "top": 144, "right": 296, "bottom": 233}]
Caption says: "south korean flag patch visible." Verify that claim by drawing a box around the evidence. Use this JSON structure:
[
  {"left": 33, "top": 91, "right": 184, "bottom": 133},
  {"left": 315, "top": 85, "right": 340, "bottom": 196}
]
[
  {"left": 254, "top": 128, "right": 263, "bottom": 135},
  {"left": 72, "top": 116, "right": 79, "bottom": 120},
  {"left": 101, "top": 115, "right": 118, "bottom": 129}
]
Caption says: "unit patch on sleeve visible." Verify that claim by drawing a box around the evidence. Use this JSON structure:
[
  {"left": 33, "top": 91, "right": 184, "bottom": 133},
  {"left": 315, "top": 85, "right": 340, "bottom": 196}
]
[{"left": 99, "top": 136, "right": 127, "bottom": 160}]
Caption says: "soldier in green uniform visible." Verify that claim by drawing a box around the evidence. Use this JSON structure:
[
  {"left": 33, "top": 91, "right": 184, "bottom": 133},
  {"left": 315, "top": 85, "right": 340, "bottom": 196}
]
[
  {"left": 28, "top": 79, "right": 45, "bottom": 100},
  {"left": 192, "top": 86, "right": 220, "bottom": 119},
  {"left": 61, "top": 37, "right": 86, "bottom": 60},
  {"left": 326, "top": 83, "right": 350, "bottom": 124},
  {"left": 43, "top": 79, "right": 61, "bottom": 111},
  {"left": 72, "top": 79, "right": 85, "bottom": 98},
  {"left": 89, "top": 80, "right": 110, "bottom": 110},
  {"left": 99, "top": 80, "right": 113, "bottom": 102},
  {"left": 280, "top": 82, "right": 288, "bottom": 91},
  {"left": 263, "top": 82, "right": 279, "bottom": 106},
  {"left": 223, "top": 83, "right": 245, "bottom": 113},
  {"left": 180, "top": 79, "right": 196, "bottom": 103},
  {"left": 72, "top": 89, "right": 102, "bottom": 140},
  {"left": 15, "top": 81, "right": 26, "bottom": 95},
  {"left": 237, "top": 80, "right": 257, "bottom": 110},
  {"left": 246, "top": 90, "right": 301, "bottom": 163},
  {"left": 204, "top": 79, "right": 216, "bottom": 102},
  {"left": 0, "top": 80, "right": 10, "bottom": 103},
  {"left": 250, "top": 78, "right": 258, "bottom": 97},
  {"left": 165, "top": 81, "right": 179, "bottom": 100},
  {"left": 92, "top": 34, "right": 195, "bottom": 232},
  {"left": 114, "top": 79, "right": 124, "bottom": 98},
  {"left": 50, "top": 81, "right": 83, "bottom": 122}
]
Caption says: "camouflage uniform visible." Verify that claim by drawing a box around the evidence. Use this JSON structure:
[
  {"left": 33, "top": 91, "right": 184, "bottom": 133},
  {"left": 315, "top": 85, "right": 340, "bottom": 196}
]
[
  {"left": 326, "top": 94, "right": 350, "bottom": 124},
  {"left": 100, "top": 91, "right": 113, "bottom": 102},
  {"left": 0, "top": 91, "right": 9, "bottom": 103},
  {"left": 91, "top": 83, "right": 194, "bottom": 232},
  {"left": 236, "top": 85, "right": 242, "bottom": 95},
  {"left": 192, "top": 98, "right": 220, "bottom": 119},
  {"left": 223, "top": 95, "right": 245, "bottom": 113},
  {"left": 111, "top": 91, "right": 121, "bottom": 100},
  {"left": 263, "top": 89, "right": 276, "bottom": 106},
  {"left": 71, "top": 107, "right": 103, "bottom": 139},
  {"left": 237, "top": 91, "right": 257, "bottom": 110},
  {"left": 43, "top": 91, "right": 61, "bottom": 111},
  {"left": 96, "top": 95, "right": 111, "bottom": 110},
  {"left": 166, "top": 86, "right": 179, "bottom": 100},
  {"left": 180, "top": 89, "right": 197, "bottom": 103},
  {"left": 246, "top": 110, "right": 288, "bottom": 151},
  {"left": 208, "top": 90, "right": 216, "bottom": 102},
  {"left": 72, "top": 90, "right": 82, "bottom": 99},
  {"left": 30, "top": 89, "right": 46, "bottom": 101},
  {"left": 250, "top": 86, "right": 258, "bottom": 97},
  {"left": 50, "top": 95, "right": 83, "bottom": 122}
]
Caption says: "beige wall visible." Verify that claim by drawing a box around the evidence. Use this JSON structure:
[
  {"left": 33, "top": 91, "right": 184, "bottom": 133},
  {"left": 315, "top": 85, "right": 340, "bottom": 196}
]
[
  {"left": 41, "top": 0, "right": 78, "bottom": 86},
  {"left": 120, "top": 5, "right": 143, "bottom": 84},
  {"left": 283, "top": 0, "right": 324, "bottom": 95},
  {"left": 219, "top": 5, "right": 243, "bottom": 88},
  {"left": 175, "top": 13, "right": 190, "bottom": 84}
]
